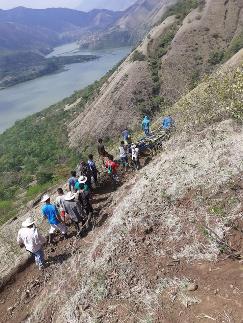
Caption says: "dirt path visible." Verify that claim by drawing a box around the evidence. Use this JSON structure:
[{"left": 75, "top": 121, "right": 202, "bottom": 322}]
[
  {"left": 0, "top": 165, "right": 138, "bottom": 323},
  {"left": 0, "top": 156, "right": 243, "bottom": 323}
]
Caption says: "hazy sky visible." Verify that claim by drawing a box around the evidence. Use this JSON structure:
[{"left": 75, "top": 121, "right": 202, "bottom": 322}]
[
  {"left": 0, "top": 0, "right": 136, "bottom": 11},
  {"left": 0, "top": 1, "right": 82, "bottom": 9}
]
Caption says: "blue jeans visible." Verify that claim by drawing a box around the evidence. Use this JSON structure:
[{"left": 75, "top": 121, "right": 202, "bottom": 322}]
[
  {"left": 144, "top": 128, "right": 150, "bottom": 136},
  {"left": 33, "top": 248, "right": 45, "bottom": 268}
]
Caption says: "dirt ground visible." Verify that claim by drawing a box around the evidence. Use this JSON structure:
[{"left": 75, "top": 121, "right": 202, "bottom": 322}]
[{"left": 0, "top": 149, "right": 243, "bottom": 323}]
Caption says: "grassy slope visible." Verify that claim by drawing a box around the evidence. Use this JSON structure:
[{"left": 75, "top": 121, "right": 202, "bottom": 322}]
[{"left": 29, "top": 58, "right": 243, "bottom": 323}]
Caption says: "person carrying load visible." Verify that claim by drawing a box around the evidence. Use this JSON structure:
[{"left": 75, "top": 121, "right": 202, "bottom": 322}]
[{"left": 105, "top": 155, "right": 119, "bottom": 188}]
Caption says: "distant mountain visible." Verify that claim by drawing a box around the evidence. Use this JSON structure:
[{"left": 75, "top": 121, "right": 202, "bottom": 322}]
[
  {"left": 79, "top": 0, "right": 178, "bottom": 49},
  {"left": 0, "top": 7, "right": 122, "bottom": 52},
  {"left": 77, "top": 0, "right": 137, "bottom": 11}
]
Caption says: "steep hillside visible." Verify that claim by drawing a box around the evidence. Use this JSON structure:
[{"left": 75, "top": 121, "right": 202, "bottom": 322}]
[
  {"left": 0, "top": 1, "right": 243, "bottom": 321},
  {"left": 1, "top": 52, "right": 242, "bottom": 323},
  {"left": 79, "top": 0, "right": 178, "bottom": 48},
  {"left": 158, "top": 0, "right": 243, "bottom": 103},
  {"left": 69, "top": 0, "right": 243, "bottom": 147}
]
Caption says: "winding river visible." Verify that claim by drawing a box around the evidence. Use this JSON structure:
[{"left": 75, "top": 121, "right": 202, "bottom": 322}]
[{"left": 0, "top": 43, "right": 131, "bottom": 133}]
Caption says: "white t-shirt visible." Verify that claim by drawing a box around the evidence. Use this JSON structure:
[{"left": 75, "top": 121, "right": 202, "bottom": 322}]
[
  {"left": 17, "top": 227, "right": 46, "bottom": 253},
  {"left": 119, "top": 145, "right": 127, "bottom": 158},
  {"left": 132, "top": 147, "right": 139, "bottom": 160},
  {"left": 55, "top": 195, "right": 65, "bottom": 212}
]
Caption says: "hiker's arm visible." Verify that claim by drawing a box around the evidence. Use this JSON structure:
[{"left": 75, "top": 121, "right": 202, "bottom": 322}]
[
  {"left": 17, "top": 233, "right": 24, "bottom": 248},
  {"left": 55, "top": 206, "right": 62, "bottom": 222}
]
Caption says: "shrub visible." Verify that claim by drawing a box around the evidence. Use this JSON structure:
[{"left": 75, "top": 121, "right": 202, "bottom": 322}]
[
  {"left": 36, "top": 171, "right": 54, "bottom": 185},
  {"left": 208, "top": 50, "right": 225, "bottom": 65},
  {"left": 131, "top": 50, "right": 146, "bottom": 62},
  {"left": 224, "top": 32, "right": 243, "bottom": 60}
]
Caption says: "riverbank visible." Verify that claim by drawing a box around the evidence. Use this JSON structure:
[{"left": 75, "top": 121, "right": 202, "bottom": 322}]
[
  {"left": 0, "top": 45, "right": 131, "bottom": 133},
  {"left": 0, "top": 52, "right": 99, "bottom": 89}
]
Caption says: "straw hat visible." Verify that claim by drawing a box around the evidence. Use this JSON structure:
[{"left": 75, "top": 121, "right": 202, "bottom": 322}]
[
  {"left": 65, "top": 192, "right": 76, "bottom": 201},
  {"left": 41, "top": 194, "right": 50, "bottom": 203},
  {"left": 78, "top": 175, "right": 87, "bottom": 184},
  {"left": 22, "top": 217, "right": 35, "bottom": 228}
]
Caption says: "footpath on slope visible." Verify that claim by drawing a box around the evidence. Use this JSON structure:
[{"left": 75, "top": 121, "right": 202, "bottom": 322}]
[
  {"left": 1, "top": 125, "right": 243, "bottom": 323},
  {"left": 0, "top": 153, "right": 152, "bottom": 323}
]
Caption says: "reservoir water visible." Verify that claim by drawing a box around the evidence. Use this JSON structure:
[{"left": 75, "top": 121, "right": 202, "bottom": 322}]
[{"left": 0, "top": 43, "right": 131, "bottom": 133}]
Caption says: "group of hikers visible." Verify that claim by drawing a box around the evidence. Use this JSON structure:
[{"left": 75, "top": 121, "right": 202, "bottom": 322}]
[{"left": 17, "top": 115, "right": 174, "bottom": 270}]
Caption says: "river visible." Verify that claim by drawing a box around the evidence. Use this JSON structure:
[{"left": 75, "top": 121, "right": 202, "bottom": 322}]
[{"left": 0, "top": 43, "right": 131, "bottom": 133}]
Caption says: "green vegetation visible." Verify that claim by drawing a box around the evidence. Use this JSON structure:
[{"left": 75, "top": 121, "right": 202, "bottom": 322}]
[
  {"left": 208, "top": 32, "right": 243, "bottom": 66},
  {"left": 208, "top": 50, "right": 225, "bottom": 65},
  {"left": 169, "top": 65, "right": 243, "bottom": 130},
  {"left": 0, "top": 58, "right": 124, "bottom": 225},
  {"left": 224, "top": 32, "right": 243, "bottom": 61},
  {"left": 161, "top": 0, "right": 203, "bottom": 22},
  {"left": 130, "top": 50, "right": 146, "bottom": 62}
]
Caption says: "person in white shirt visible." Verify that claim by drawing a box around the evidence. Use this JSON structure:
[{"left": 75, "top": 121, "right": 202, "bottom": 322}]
[
  {"left": 55, "top": 188, "right": 67, "bottom": 222},
  {"left": 119, "top": 141, "right": 128, "bottom": 171},
  {"left": 17, "top": 217, "right": 46, "bottom": 270},
  {"left": 131, "top": 144, "right": 140, "bottom": 170}
]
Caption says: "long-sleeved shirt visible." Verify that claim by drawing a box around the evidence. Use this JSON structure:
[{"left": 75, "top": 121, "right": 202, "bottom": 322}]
[
  {"left": 142, "top": 117, "right": 150, "bottom": 130},
  {"left": 17, "top": 227, "right": 46, "bottom": 253},
  {"left": 162, "top": 116, "right": 173, "bottom": 129}
]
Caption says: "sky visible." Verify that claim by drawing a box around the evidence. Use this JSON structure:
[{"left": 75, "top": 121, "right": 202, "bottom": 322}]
[{"left": 0, "top": 0, "right": 136, "bottom": 11}]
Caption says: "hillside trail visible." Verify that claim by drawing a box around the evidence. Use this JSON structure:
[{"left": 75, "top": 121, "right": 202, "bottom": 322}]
[
  {"left": 1, "top": 150, "right": 243, "bottom": 322},
  {"left": 0, "top": 155, "right": 151, "bottom": 323}
]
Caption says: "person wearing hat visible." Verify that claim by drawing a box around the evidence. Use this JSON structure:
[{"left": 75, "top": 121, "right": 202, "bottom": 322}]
[
  {"left": 17, "top": 217, "right": 46, "bottom": 270},
  {"left": 74, "top": 175, "right": 90, "bottom": 193},
  {"left": 41, "top": 194, "right": 68, "bottom": 244},
  {"left": 63, "top": 192, "right": 84, "bottom": 235},
  {"left": 76, "top": 176, "right": 93, "bottom": 220}
]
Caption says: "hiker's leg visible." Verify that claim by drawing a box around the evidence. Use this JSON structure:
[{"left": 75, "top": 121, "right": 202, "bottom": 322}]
[
  {"left": 34, "top": 249, "right": 45, "bottom": 269},
  {"left": 73, "top": 221, "right": 80, "bottom": 234},
  {"left": 57, "top": 223, "right": 68, "bottom": 239},
  {"left": 49, "top": 225, "right": 56, "bottom": 244}
]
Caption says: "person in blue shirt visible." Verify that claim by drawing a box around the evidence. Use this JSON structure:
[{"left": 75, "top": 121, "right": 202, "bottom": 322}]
[
  {"left": 142, "top": 116, "right": 150, "bottom": 136},
  {"left": 162, "top": 115, "right": 174, "bottom": 131},
  {"left": 41, "top": 194, "right": 67, "bottom": 244},
  {"left": 122, "top": 128, "right": 130, "bottom": 144},
  {"left": 87, "top": 154, "right": 99, "bottom": 185},
  {"left": 68, "top": 171, "right": 78, "bottom": 192}
]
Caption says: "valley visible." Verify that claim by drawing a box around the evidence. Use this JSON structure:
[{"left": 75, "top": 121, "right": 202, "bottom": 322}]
[
  {"left": 0, "top": 44, "right": 131, "bottom": 133},
  {"left": 0, "top": 0, "right": 243, "bottom": 322}
]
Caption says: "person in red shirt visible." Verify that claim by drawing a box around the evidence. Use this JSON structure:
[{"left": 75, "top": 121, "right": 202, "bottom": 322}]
[{"left": 105, "top": 155, "right": 119, "bottom": 187}]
